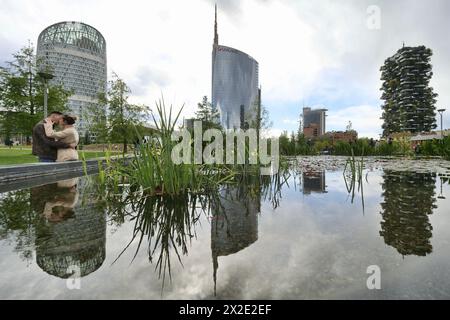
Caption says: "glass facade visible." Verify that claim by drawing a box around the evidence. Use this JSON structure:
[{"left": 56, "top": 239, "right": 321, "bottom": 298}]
[
  {"left": 303, "top": 107, "right": 327, "bottom": 136},
  {"left": 37, "top": 21, "right": 107, "bottom": 137},
  {"left": 212, "top": 45, "right": 259, "bottom": 129}
]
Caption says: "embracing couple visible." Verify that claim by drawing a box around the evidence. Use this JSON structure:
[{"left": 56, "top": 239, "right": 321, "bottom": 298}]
[{"left": 32, "top": 111, "right": 80, "bottom": 163}]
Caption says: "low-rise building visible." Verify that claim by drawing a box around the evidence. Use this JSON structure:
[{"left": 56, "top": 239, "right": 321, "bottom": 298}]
[{"left": 325, "top": 130, "right": 358, "bottom": 144}]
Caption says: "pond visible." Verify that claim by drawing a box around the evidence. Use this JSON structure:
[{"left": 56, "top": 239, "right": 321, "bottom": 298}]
[{"left": 1, "top": 156, "right": 450, "bottom": 299}]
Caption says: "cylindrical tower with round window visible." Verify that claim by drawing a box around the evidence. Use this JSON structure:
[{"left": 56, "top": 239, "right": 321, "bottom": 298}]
[{"left": 37, "top": 21, "right": 107, "bottom": 137}]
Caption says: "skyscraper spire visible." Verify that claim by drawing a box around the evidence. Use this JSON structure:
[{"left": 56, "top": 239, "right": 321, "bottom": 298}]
[{"left": 214, "top": 4, "right": 219, "bottom": 46}]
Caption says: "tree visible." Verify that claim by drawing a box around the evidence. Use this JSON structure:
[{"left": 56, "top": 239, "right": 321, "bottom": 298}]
[
  {"left": 279, "top": 131, "right": 290, "bottom": 155},
  {"left": 84, "top": 98, "right": 109, "bottom": 145},
  {"left": 0, "top": 43, "right": 70, "bottom": 141},
  {"left": 195, "top": 96, "right": 221, "bottom": 130},
  {"left": 246, "top": 100, "right": 272, "bottom": 131},
  {"left": 98, "top": 72, "right": 149, "bottom": 153}
]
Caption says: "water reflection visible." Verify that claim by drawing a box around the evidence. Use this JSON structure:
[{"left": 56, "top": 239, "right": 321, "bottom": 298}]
[
  {"left": 2, "top": 160, "right": 449, "bottom": 297},
  {"left": 0, "top": 177, "right": 106, "bottom": 278},
  {"left": 379, "top": 171, "right": 437, "bottom": 257},
  {"left": 33, "top": 178, "right": 106, "bottom": 278},
  {"left": 0, "top": 187, "right": 37, "bottom": 263},
  {"left": 108, "top": 173, "right": 268, "bottom": 293},
  {"left": 112, "top": 190, "right": 207, "bottom": 288},
  {"left": 302, "top": 171, "right": 327, "bottom": 194},
  {"left": 211, "top": 175, "right": 261, "bottom": 295}
]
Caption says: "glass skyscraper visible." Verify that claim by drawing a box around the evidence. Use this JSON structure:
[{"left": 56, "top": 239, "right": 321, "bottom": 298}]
[
  {"left": 211, "top": 6, "right": 259, "bottom": 130},
  {"left": 37, "top": 21, "right": 107, "bottom": 137},
  {"left": 302, "top": 107, "right": 327, "bottom": 137}
]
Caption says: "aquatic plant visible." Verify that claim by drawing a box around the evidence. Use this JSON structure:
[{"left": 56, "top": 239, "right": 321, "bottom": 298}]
[
  {"left": 343, "top": 148, "right": 366, "bottom": 212},
  {"left": 112, "top": 192, "right": 209, "bottom": 291},
  {"left": 113, "top": 99, "right": 235, "bottom": 196}
]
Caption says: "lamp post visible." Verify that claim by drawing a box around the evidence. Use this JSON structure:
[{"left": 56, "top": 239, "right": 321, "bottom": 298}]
[
  {"left": 437, "top": 108, "right": 446, "bottom": 140},
  {"left": 438, "top": 177, "right": 446, "bottom": 200},
  {"left": 37, "top": 71, "right": 54, "bottom": 118}
]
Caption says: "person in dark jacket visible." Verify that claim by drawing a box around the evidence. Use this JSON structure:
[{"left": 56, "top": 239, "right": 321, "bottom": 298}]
[{"left": 32, "top": 111, "right": 75, "bottom": 162}]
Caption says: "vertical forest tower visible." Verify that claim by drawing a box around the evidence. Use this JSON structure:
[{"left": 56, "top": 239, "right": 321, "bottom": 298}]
[{"left": 380, "top": 46, "right": 438, "bottom": 136}]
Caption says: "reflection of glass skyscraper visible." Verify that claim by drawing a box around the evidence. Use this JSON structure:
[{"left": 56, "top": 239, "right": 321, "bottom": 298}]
[
  {"left": 302, "top": 171, "right": 327, "bottom": 194},
  {"left": 379, "top": 171, "right": 437, "bottom": 256},
  {"left": 37, "top": 21, "right": 107, "bottom": 137},
  {"left": 211, "top": 6, "right": 259, "bottom": 129},
  {"left": 33, "top": 178, "right": 106, "bottom": 278},
  {"left": 211, "top": 178, "right": 260, "bottom": 294}
]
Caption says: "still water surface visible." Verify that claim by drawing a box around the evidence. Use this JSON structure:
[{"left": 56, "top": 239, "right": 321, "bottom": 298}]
[{"left": 1, "top": 157, "right": 450, "bottom": 299}]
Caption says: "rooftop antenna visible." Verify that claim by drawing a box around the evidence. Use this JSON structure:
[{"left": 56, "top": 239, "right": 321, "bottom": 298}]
[{"left": 214, "top": 4, "right": 219, "bottom": 47}]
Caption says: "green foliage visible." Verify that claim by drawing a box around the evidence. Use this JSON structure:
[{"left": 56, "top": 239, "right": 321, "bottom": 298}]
[
  {"left": 279, "top": 131, "right": 295, "bottom": 155},
  {"left": 343, "top": 149, "right": 365, "bottom": 213},
  {"left": 313, "top": 138, "right": 331, "bottom": 154},
  {"left": 246, "top": 101, "right": 272, "bottom": 130},
  {"left": 417, "top": 136, "right": 450, "bottom": 159},
  {"left": 101, "top": 99, "right": 235, "bottom": 196},
  {"left": 194, "top": 96, "right": 221, "bottom": 131},
  {"left": 0, "top": 44, "right": 71, "bottom": 139},
  {"left": 0, "top": 148, "right": 118, "bottom": 165},
  {"left": 380, "top": 46, "right": 438, "bottom": 136},
  {"left": 333, "top": 140, "right": 353, "bottom": 155},
  {"left": 84, "top": 99, "right": 109, "bottom": 144},
  {"left": 93, "top": 72, "right": 149, "bottom": 152},
  {"left": 276, "top": 132, "right": 425, "bottom": 157}
]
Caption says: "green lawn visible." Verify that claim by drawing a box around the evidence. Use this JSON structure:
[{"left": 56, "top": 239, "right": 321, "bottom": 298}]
[{"left": 0, "top": 148, "right": 117, "bottom": 166}]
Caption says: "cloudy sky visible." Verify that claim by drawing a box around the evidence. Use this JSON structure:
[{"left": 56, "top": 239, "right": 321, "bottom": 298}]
[{"left": 1, "top": 0, "right": 449, "bottom": 138}]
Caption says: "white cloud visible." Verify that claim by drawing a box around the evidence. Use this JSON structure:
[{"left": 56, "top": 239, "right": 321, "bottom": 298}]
[
  {"left": 0, "top": 0, "right": 449, "bottom": 133},
  {"left": 327, "top": 104, "right": 382, "bottom": 139},
  {"left": 263, "top": 128, "right": 286, "bottom": 138},
  {"left": 282, "top": 118, "right": 299, "bottom": 125}
]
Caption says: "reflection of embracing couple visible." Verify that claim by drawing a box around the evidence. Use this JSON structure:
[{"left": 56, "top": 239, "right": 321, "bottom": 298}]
[{"left": 32, "top": 111, "right": 79, "bottom": 162}]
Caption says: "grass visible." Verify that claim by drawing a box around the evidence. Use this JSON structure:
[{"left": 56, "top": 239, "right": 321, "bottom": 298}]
[
  {"left": 343, "top": 148, "right": 366, "bottom": 213},
  {"left": 0, "top": 148, "right": 118, "bottom": 166}
]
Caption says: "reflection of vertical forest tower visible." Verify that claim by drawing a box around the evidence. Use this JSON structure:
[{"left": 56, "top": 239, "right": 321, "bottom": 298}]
[
  {"left": 34, "top": 179, "right": 106, "bottom": 278},
  {"left": 380, "top": 46, "right": 438, "bottom": 136},
  {"left": 379, "top": 171, "right": 437, "bottom": 256},
  {"left": 211, "top": 180, "right": 260, "bottom": 293}
]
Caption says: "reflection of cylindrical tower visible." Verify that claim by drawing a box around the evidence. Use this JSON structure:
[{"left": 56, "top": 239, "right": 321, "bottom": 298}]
[
  {"left": 379, "top": 171, "right": 437, "bottom": 256},
  {"left": 37, "top": 21, "right": 107, "bottom": 137},
  {"left": 212, "top": 7, "right": 259, "bottom": 130},
  {"left": 34, "top": 179, "right": 106, "bottom": 278}
]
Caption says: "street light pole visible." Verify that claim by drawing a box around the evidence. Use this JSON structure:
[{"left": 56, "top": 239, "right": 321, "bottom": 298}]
[
  {"left": 438, "top": 177, "right": 446, "bottom": 200},
  {"left": 437, "top": 108, "right": 446, "bottom": 140},
  {"left": 37, "top": 71, "right": 54, "bottom": 118},
  {"left": 43, "top": 80, "right": 48, "bottom": 118}
]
